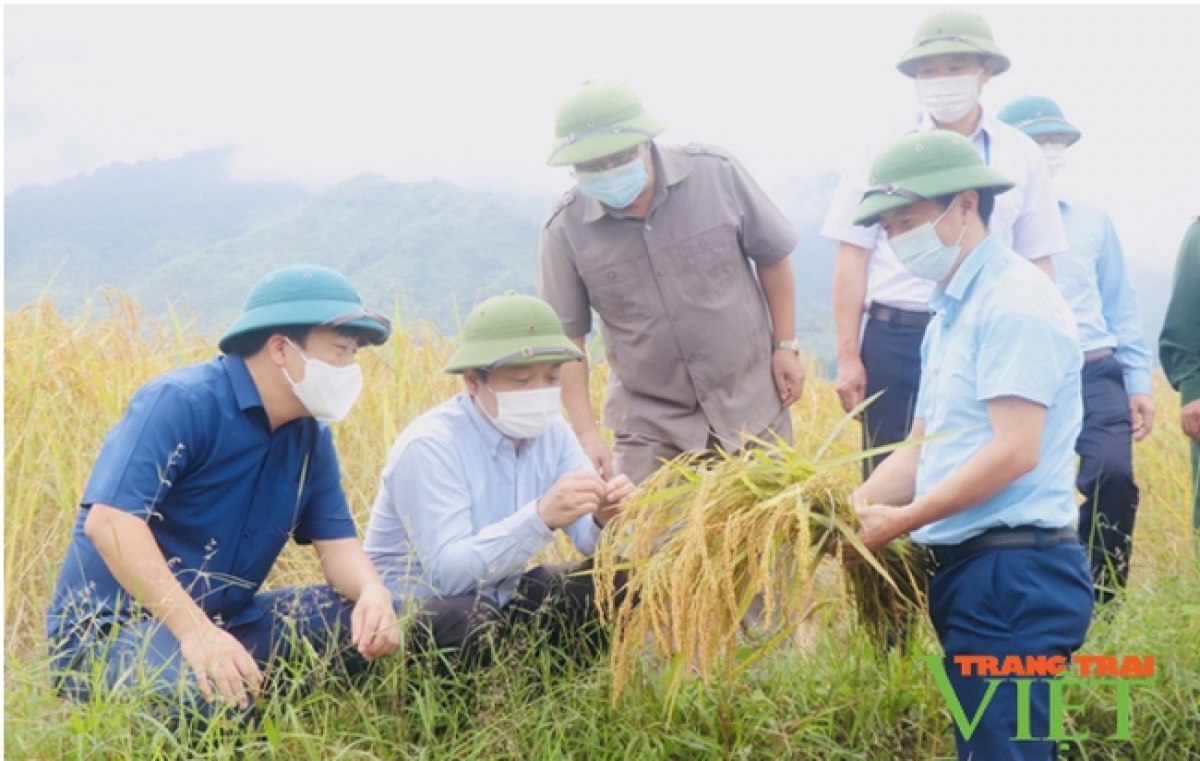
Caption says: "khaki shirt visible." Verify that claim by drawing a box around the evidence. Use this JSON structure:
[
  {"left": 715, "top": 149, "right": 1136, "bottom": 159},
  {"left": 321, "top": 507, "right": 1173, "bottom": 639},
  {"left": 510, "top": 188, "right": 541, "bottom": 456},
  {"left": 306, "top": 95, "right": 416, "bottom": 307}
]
[{"left": 538, "top": 142, "right": 799, "bottom": 451}]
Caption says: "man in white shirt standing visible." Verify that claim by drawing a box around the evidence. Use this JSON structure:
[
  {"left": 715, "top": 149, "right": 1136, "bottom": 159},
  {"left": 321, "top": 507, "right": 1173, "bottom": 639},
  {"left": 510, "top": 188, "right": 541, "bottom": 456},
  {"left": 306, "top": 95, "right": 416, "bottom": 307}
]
[{"left": 822, "top": 8, "right": 1068, "bottom": 477}]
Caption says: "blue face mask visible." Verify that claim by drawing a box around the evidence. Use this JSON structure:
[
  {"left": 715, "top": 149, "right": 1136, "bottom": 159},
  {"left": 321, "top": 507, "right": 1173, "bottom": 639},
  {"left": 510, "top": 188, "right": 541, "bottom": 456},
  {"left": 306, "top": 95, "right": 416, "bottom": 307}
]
[
  {"left": 575, "top": 152, "right": 650, "bottom": 209},
  {"left": 888, "top": 198, "right": 966, "bottom": 282}
]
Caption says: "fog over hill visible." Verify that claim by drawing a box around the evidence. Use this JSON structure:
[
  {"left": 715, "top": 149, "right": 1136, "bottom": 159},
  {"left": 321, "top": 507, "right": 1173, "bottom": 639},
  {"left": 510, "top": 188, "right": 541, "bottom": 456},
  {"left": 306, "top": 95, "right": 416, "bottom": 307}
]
[{"left": 4, "top": 148, "right": 1175, "bottom": 372}]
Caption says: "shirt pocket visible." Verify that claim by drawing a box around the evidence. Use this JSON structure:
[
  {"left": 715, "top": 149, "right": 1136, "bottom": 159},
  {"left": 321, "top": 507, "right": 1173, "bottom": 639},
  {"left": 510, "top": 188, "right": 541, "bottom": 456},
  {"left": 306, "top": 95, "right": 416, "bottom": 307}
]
[
  {"left": 581, "top": 257, "right": 652, "bottom": 323},
  {"left": 674, "top": 220, "right": 740, "bottom": 301}
]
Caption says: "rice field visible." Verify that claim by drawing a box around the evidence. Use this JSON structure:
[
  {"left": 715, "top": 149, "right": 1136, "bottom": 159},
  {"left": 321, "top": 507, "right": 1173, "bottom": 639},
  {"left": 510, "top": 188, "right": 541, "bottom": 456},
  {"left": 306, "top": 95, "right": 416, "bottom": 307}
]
[{"left": 5, "top": 293, "right": 1199, "bottom": 759}]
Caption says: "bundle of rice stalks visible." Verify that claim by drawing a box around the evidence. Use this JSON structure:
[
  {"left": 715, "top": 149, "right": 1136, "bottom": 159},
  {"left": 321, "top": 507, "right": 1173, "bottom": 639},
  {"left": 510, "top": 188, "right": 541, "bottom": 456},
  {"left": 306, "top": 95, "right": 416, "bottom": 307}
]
[{"left": 592, "top": 439, "right": 928, "bottom": 706}]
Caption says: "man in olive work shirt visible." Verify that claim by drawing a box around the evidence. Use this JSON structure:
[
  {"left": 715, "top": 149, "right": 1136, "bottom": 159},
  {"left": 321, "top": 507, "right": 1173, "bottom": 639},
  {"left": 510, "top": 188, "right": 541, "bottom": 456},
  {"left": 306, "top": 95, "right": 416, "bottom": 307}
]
[{"left": 539, "top": 79, "right": 804, "bottom": 485}]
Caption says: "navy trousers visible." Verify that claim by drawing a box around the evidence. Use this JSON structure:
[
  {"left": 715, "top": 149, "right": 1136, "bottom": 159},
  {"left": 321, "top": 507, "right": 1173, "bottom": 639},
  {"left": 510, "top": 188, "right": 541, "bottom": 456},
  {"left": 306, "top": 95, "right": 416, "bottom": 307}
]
[
  {"left": 1075, "top": 356, "right": 1140, "bottom": 604},
  {"left": 860, "top": 316, "right": 928, "bottom": 478},
  {"left": 928, "top": 542, "right": 1094, "bottom": 761},
  {"left": 52, "top": 585, "right": 371, "bottom": 723}
]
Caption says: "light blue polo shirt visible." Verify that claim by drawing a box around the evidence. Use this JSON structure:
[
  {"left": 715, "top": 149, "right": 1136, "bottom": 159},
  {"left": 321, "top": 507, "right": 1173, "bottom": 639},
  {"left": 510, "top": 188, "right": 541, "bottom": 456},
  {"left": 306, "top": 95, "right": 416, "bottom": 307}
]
[
  {"left": 911, "top": 234, "right": 1083, "bottom": 546},
  {"left": 363, "top": 393, "right": 601, "bottom": 606}
]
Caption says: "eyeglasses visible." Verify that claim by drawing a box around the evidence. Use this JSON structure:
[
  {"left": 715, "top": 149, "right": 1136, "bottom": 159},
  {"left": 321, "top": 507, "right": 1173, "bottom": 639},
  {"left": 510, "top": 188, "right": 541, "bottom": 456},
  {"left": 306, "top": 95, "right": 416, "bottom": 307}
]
[
  {"left": 324, "top": 308, "right": 393, "bottom": 333},
  {"left": 571, "top": 144, "right": 645, "bottom": 175}
]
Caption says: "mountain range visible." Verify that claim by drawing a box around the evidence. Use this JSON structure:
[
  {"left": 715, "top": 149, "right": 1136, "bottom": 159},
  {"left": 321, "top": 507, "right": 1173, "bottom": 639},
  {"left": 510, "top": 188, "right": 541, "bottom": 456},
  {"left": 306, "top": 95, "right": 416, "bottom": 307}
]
[{"left": 4, "top": 147, "right": 1175, "bottom": 372}]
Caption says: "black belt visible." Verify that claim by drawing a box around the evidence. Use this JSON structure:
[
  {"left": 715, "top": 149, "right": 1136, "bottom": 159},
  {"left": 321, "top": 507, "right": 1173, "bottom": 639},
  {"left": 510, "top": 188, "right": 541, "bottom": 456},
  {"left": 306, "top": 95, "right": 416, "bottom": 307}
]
[
  {"left": 925, "top": 526, "right": 1080, "bottom": 570},
  {"left": 868, "top": 303, "right": 934, "bottom": 329}
]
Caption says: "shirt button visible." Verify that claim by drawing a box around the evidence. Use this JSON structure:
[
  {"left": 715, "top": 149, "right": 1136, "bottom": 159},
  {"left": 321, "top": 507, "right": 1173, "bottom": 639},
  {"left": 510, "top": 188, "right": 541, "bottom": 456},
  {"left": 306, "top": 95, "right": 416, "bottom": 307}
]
[{"left": 644, "top": 224, "right": 652, "bottom": 233}]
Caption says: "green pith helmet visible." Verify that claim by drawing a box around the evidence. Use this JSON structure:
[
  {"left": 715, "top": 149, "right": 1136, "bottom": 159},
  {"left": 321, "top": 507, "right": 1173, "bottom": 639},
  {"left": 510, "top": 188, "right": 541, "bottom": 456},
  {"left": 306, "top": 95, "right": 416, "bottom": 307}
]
[
  {"left": 547, "top": 79, "right": 665, "bottom": 167},
  {"left": 897, "top": 9, "right": 1011, "bottom": 78},
  {"left": 998, "top": 95, "right": 1082, "bottom": 146},
  {"left": 219, "top": 265, "right": 391, "bottom": 353},
  {"left": 444, "top": 292, "right": 584, "bottom": 374},
  {"left": 853, "top": 131, "right": 1015, "bottom": 226}
]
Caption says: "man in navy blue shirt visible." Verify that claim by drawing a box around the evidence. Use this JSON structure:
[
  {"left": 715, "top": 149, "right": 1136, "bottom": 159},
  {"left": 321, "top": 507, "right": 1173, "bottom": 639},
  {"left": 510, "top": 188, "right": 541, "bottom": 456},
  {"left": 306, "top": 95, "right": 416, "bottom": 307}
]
[{"left": 47, "top": 265, "right": 400, "bottom": 719}]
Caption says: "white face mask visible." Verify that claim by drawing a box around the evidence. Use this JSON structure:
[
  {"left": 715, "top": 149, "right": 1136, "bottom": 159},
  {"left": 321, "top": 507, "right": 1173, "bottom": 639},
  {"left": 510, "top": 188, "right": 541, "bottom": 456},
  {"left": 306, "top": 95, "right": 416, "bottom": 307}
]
[
  {"left": 1041, "top": 143, "right": 1067, "bottom": 178},
  {"left": 483, "top": 385, "right": 562, "bottom": 439},
  {"left": 915, "top": 72, "right": 982, "bottom": 125},
  {"left": 282, "top": 338, "right": 363, "bottom": 422},
  {"left": 888, "top": 198, "right": 967, "bottom": 283}
]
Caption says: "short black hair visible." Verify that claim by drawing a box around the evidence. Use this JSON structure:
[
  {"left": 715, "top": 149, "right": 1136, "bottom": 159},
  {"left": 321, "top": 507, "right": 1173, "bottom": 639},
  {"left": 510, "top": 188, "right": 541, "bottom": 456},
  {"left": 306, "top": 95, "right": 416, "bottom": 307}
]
[
  {"left": 463, "top": 367, "right": 490, "bottom": 384},
  {"left": 934, "top": 188, "right": 996, "bottom": 228},
  {"left": 223, "top": 325, "right": 374, "bottom": 358}
]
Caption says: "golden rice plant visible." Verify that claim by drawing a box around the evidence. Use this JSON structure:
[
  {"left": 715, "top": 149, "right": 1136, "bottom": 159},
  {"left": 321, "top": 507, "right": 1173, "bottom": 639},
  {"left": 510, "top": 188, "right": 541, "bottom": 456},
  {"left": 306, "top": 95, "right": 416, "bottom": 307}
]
[{"left": 593, "top": 433, "right": 928, "bottom": 707}]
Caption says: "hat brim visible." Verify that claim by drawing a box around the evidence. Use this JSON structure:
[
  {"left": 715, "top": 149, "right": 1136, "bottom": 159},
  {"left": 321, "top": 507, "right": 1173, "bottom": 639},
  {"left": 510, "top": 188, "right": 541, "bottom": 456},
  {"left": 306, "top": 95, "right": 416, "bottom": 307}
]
[
  {"left": 1017, "top": 120, "right": 1082, "bottom": 146},
  {"left": 897, "top": 40, "right": 1012, "bottom": 78},
  {"left": 853, "top": 165, "right": 1015, "bottom": 227},
  {"left": 547, "top": 112, "right": 665, "bottom": 167},
  {"left": 219, "top": 299, "right": 391, "bottom": 353},
  {"left": 444, "top": 334, "right": 585, "bottom": 374}
]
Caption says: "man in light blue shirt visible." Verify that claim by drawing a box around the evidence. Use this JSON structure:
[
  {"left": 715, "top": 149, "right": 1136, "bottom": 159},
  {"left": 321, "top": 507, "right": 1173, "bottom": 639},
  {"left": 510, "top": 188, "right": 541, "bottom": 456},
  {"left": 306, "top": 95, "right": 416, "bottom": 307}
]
[
  {"left": 364, "top": 292, "right": 634, "bottom": 664},
  {"left": 1000, "top": 95, "right": 1156, "bottom": 604},
  {"left": 850, "top": 131, "right": 1092, "bottom": 761},
  {"left": 822, "top": 9, "right": 1066, "bottom": 480}
]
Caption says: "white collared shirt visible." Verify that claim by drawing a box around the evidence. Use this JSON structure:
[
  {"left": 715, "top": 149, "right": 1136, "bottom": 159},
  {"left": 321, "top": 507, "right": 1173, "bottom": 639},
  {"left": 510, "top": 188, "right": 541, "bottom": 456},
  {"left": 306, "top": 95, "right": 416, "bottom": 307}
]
[{"left": 821, "top": 109, "right": 1069, "bottom": 311}]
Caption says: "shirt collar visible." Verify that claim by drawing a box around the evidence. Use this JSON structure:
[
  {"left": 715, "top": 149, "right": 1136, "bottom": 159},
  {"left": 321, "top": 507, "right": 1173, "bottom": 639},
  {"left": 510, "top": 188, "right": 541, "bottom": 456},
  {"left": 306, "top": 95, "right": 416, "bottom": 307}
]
[
  {"left": 580, "top": 143, "right": 692, "bottom": 223},
  {"left": 457, "top": 392, "right": 509, "bottom": 454},
  {"left": 935, "top": 233, "right": 1001, "bottom": 307},
  {"left": 221, "top": 353, "right": 265, "bottom": 412},
  {"left": 917, "top": 107, "right": 997, "bottom": 143}
]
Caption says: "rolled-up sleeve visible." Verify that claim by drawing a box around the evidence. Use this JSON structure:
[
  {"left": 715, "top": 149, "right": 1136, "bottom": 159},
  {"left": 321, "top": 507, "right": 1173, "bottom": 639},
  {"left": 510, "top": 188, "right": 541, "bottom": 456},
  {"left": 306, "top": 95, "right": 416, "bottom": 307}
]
[
  {"left": 397, "top": 438, "right": 554, "bottom": 597},
  {"left": 538, "top": 223, "right": 592, "bottom": 338}
]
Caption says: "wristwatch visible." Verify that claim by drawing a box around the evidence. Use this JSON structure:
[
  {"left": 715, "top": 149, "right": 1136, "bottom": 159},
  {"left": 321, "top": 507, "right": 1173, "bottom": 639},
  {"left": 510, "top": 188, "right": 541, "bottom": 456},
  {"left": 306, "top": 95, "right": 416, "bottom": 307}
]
[{"left": 774, "top": 340, "right": 800, "bottom": 355}]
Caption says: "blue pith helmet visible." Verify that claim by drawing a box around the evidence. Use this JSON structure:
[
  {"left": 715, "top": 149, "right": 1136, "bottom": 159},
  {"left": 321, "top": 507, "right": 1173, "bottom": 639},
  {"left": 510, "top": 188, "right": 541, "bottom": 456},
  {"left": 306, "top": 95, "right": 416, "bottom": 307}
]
[
  {"left": 219, "top": 265, "right": 391, "bottom": 353},
  {"left": 998, "top": 95, "right": 1082, "bottom": 146}
]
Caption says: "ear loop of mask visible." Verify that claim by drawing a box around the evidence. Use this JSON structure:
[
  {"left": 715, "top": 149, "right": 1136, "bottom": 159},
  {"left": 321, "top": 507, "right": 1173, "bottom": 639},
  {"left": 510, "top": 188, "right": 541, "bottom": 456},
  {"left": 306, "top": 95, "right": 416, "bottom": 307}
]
[{"left": 935, "top": 195, "right": 968, "bottom": 247}]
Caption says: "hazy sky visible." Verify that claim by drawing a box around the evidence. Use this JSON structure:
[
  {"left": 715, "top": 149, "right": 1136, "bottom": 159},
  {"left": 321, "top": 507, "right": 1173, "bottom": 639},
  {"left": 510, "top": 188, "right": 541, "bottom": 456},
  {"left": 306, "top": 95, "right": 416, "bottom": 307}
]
[{"left": 6, "top": 4, "right": 1199, "bottom": 265}]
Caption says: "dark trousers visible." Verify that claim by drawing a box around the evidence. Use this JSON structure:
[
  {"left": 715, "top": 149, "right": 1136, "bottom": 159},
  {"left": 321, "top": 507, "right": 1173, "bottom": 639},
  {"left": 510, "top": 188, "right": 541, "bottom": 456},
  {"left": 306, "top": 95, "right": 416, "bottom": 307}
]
[
  {"left": 51, "top": 585, "right": 371, "bottom": 723},
  {"left": 861, "top": 316, "right": 928, "bottom": 478},
  {"left": 1075, "top": 356, "right": 1140, "bottom": 604},
  {"left": 409, "top": 559, "right": 616, "bottom": 670},
  {"left": 928, "top": 543, "right": 1094, "bottom": 760}
]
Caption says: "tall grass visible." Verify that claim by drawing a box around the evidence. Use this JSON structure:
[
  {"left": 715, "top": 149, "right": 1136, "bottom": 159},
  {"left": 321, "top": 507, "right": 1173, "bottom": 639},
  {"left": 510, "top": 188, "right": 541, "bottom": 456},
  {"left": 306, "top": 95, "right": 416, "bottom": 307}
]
[{"left": 5, "top": 294, "right": 1199, "bottom": 759}]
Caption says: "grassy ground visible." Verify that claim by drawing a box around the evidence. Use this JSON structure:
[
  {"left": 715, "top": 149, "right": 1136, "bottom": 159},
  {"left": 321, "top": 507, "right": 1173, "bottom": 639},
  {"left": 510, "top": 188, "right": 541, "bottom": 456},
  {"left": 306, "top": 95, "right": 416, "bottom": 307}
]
[{"left": 5, "top": 295, "right": 1199, "bottom": 759}]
